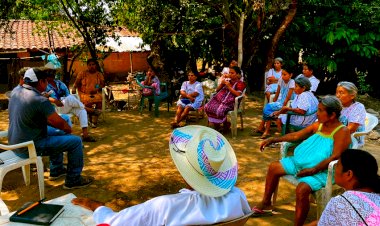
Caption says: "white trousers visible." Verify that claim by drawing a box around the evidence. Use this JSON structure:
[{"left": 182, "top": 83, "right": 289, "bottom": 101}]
[{"left": 57, "top": 95, "right": 88, "bottom": 128}]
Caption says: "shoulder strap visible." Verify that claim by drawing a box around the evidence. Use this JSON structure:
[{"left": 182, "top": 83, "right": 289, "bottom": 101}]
[
  {"left": 317, "top": 123, "right": 323, "bottom": 132},
  {"left": 340, "top": 194, "right": 368, "bottom": 226},
  {"left": 330, "top": 124, "right": 345, "bottom": 136}
]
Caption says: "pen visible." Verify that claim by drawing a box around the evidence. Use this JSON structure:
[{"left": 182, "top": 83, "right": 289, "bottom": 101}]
[{"left": 17, "top": 198, "right": 46, "bottom": 215}]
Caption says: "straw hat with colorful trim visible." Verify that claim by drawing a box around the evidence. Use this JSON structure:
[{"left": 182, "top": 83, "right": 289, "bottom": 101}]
[{"left": 169, "top": 125, "right": 238, "bottom": 197}]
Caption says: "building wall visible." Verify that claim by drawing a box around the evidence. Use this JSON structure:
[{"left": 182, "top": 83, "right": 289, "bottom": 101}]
[{"left": 69, "top": 52, "right": 150, "bottom": 82}]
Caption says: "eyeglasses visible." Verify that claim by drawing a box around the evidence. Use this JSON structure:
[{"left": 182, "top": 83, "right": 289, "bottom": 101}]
[{"left": 170, "top": 137, "right": 185, "bottom": 153}]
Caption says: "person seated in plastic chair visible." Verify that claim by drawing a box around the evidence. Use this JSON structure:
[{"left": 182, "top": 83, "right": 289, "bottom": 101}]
[
  {"left": 15, "top": 67, "right": 73, "bottom": 138},
  {"left": 219, "top": 60, "right": 244, "bottom": 85},
  {"left": 72, "top": 58, "right": 104, "bottom": 128},
  {"left": 8, "top": 67, "right": 93, "bottom": 189},
  {"left": 252, "top": 96, "right": 351, "bottom": 226},
  {"left": 252, "top": 68, "right": 295, "bottom": 139},
  {"left": 336, "top": 81, "right": 366, "bottom": 147},
  {"left": 171, "top": 70, "right": 204, "bottom": 128},
  {"left": 205, "top": 66, "right": 246, "bottom": 133},
  {"left": 44, "top": 63, "right": 96, "bottom": 142},
  {"left": 72, "top": 125, "right": 251, "bottom": 225},
  {"left": 305, "top": 149, "right": 380, "bottom": 226},
  {"left": 265, "top": 57, "right": 284, "bottom": 103},
  {"left": 275, "top": 76, "right": 319, "bottom": 134},
  {"left": 141, "top": 67, "right": 160, "bottom": 96}
]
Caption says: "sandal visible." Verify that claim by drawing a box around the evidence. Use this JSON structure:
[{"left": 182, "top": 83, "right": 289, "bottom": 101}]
[
  {"left": 251, "top": 206, "right": 273, "bottom": 217},
  {"left": 82, "top": 136, "right": 97, "bottom": 142}
]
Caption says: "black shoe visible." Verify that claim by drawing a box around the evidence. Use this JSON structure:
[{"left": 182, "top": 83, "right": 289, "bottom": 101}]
[
  {"left": 63, "top": 176, "right": 93, "bottom": 190},
  {"left": 82, "top": 135, "right": 97, "bottom": 142},
  {"left": 49, "top": 168, "right": 67, "bottom": 181}
]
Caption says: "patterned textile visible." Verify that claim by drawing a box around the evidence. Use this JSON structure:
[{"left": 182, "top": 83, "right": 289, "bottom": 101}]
[
  {"left": 318, "top": 191, "right": 380, "bottom": 226},
  {"left": 76, "top": 71, "right": 104, "bottom": 105},
  {"left": 280, "top": 124, "right": 344, "bottom": 191},
  {"left": 280, "top": 91, "right": 319, "bottom": 127},
  {"left": 177, "top": 81, "right": 204, "bottom": 109},
  {"left": 204, "top": 80, "right": 246, "bottom": 124},
  {"left": 339, "top": 102, "right": 366, "bottom": 146}
]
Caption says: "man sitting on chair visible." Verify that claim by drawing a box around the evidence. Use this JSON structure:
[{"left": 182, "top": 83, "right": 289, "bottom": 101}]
[
  {"left": 44, "top": 63, "right": 96, "bottom": 142},
  {"left": 72, "top": 125, "right": 251, "bottom": 225}
]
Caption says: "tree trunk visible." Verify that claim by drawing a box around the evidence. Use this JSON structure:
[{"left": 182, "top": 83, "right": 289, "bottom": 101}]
[
  {"left": 238, "top": 12, "right": 245, "bottom": 68},
  {"left": 265, "top": 0, "right": 298, "bottom": 70}
]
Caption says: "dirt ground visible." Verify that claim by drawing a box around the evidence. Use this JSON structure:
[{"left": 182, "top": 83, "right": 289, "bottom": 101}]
[{"left": 0, "top": 92, "right": 379, "bottom": 226}]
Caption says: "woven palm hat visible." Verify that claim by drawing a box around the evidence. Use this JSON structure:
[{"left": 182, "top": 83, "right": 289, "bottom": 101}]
[{"left": 169, "top": 125, "right": 238, "bottom": 197}]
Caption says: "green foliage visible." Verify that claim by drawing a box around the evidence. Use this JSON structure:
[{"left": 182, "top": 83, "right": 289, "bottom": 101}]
[
  {"left": 356, "top": 69, "right": 372, "bottom": 94},
  {"left": 283, "top": 0, "right": 380, "bottom": 88}
]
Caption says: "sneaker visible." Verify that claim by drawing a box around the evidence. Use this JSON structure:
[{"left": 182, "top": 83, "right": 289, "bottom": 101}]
[
  {"left": 49, "top": 168, "right": 67, "bottom": 181},
  {"left": 63, "top": 176, "right": 94, "bottom": 190}
]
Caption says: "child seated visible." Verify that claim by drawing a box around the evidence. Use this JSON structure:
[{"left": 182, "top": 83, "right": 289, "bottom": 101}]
[{"left": 253, "top": 68, "right": 295, "bottom": 138}]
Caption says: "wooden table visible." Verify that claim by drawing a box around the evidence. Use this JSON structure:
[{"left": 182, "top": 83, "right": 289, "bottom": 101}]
[{"left": 0, "top": 193, "right": 96, "bottom": 225}]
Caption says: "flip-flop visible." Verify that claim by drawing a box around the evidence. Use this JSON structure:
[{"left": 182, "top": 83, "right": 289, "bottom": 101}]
[{"left": 251, "top": 206, "right": 273, "bottom": 217}]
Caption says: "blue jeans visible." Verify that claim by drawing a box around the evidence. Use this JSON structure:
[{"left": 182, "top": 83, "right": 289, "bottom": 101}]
[
  {"left": 34, "top": 134, "right": 83, "bottom": 185},
  {"left": 47, "top": 114, "right": 72, "bottom": 136}
]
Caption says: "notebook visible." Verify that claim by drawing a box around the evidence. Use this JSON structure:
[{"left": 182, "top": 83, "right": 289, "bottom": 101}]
[{"left": 10, "top": 201, "right": 64, "bottom": 225}]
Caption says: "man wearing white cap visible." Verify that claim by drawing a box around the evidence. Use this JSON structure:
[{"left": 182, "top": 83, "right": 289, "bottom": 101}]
[
  {"left": 72, "top": 125, "right": 251, "bottom": 225},
  {"left": 44, "top": 62, "right": 96, "bottom": 142},
  {"left": 8, "top": 67, "right": 93, "bottom": 189}
]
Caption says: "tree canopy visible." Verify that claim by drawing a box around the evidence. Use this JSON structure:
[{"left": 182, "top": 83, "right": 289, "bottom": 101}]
[{"left": 2, "top": 0, "right": 380, "bottom": 96}]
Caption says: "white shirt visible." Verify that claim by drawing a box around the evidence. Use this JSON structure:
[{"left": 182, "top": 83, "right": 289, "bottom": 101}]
[
  {"left": 180, "top": 81, "right": 204, "bottom": 105},
  {"left": 93, "top": 187, "right": 251, "bottom": 226},
  {"left": 296, "top": 74, "right": 320, "bottom": 92},
  {"left": 280, "top": 91, "right": 318, "bottom": 127}
]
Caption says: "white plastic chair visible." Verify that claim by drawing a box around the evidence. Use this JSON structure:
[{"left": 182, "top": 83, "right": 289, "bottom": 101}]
[
  {"left": 228, "top": 89, "right": 246, "bottom": 138},
  {"left": 351, "top": 112, "right": 378, "bottom": 149},
  {"left": 272, "top": 142, "right": 338, "bottom": 218},
  {"left": 0, "top": 131, "right": 45, "bottom": 200}
]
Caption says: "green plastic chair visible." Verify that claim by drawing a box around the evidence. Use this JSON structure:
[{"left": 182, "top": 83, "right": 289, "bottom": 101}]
[
  {"left": 135, "top": 78, "right": 169, "bottom": 117},
  {"left": 281, "top": 110, "right": 317, "bottom": 135}
]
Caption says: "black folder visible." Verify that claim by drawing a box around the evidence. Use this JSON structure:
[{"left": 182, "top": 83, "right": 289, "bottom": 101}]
[{"left": 10, "top": 202, "right": 64, "bottom": 225}]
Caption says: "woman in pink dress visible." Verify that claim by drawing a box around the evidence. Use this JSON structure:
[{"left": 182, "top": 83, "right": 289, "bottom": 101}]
[{"left": 204, "top": 66, "right": 246, "bottom": 132}]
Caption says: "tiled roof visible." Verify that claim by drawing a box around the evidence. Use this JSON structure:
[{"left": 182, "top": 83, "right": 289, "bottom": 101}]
[
  {"left": 0, "top": 20, "right": 82, "bottom": 52},
  {"left": 0, "top": 20, "right": 140, "bottom": 53}
]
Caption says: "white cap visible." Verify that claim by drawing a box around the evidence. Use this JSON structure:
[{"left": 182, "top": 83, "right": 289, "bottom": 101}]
[{"left": 24, "top": 68, "right": 38, "bottom": 82}]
